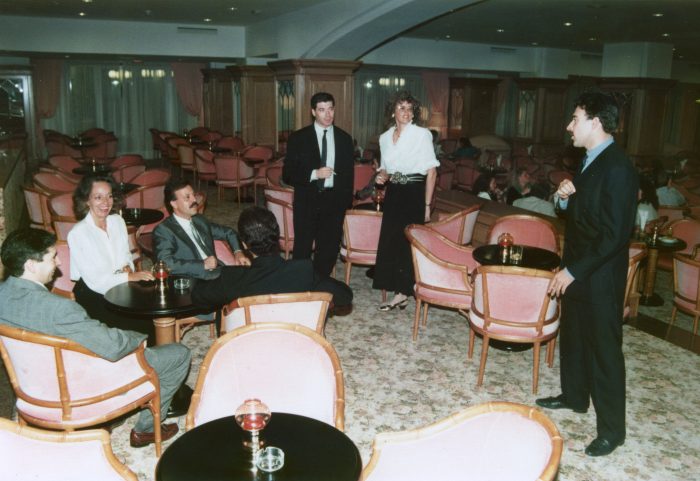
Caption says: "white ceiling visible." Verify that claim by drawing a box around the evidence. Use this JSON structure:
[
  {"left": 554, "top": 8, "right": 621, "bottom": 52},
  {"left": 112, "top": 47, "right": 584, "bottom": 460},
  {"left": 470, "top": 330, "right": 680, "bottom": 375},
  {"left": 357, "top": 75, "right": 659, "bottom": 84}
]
[{"left": 2, "top": 0, "right": 700, "bottom": 62}]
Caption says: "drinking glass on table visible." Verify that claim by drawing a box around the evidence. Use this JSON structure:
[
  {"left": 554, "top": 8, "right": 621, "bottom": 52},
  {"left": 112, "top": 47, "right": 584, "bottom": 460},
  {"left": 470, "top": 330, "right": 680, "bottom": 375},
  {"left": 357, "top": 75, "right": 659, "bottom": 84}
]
[
  {"left": 497, "top": 232, "right": 514, "bottom": 263},
  {"left": 235, "top": 398, "right": 271, "bottom": 450}
]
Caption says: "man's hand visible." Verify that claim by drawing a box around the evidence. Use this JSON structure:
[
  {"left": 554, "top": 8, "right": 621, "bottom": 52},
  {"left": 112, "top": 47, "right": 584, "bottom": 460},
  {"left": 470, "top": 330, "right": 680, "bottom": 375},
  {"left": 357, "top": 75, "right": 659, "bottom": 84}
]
[
  {"left": 316, "top": 167, "right": 334, "bottom": 179},
  {"left": 547, "top": 269, "right": 575, "bottom": 297},
  {"left": 233, "top": 250, "right": 251, "bottom": 266},
  {"left": 375, "top": 169, "right": 388, "bottom": 185},
  {"left": 556, "top": 179, "right": 576, "bottom": 200},
  {"left": 203, "top": 256, "right": 218, "bottom": 271},
  {"left": 128, "top": 271, "right": 155, "bottom": 282}
]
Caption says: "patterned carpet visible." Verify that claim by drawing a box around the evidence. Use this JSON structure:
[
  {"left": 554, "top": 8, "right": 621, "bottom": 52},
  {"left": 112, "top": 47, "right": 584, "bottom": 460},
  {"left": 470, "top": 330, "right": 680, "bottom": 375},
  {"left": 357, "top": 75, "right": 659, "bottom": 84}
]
[{"left": 5, "top": 189, "right": 699, "bottom": 480}]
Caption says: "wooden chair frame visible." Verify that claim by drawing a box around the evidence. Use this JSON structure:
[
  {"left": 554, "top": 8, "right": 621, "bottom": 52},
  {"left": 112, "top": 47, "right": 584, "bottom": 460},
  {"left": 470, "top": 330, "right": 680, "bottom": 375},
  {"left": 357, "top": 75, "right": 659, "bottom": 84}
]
[
  {"left": 220, "top": 291, "right": 332, "bottom": 335},
  {"left": 671, "top": 253, "right": 700, "bottom": 335},
  {"left": 0, "top": 325, "right": 164, "bottom": 455},
  {"left": 341, "top": 209, "right": 383, "bottom": 285},
  {"left": 51, "top": 240, "right": 75, "bottom": 300},
  {"left": 186, "top": 323, "right": 345, "bottom": 431},
  {"left": 427, "top": 204, "right": 480, "bottom": 245},
  {"left": 360, "top": 401, "right": 563, "bottom": 481},
  {"left": 468, "top": 265, "right": 559, "bottom": 394},
  {"left": 0, "top": 417, "right": 138, "bottom": 481},
  {"left": 265, "top": 194, "right": 294, "bottom": 259},
  {"left": 23, "top": 185, "right": 53, "bottom": 232},
  {"left": 625, "top": 243, "right": 647, "bottom": 319}
]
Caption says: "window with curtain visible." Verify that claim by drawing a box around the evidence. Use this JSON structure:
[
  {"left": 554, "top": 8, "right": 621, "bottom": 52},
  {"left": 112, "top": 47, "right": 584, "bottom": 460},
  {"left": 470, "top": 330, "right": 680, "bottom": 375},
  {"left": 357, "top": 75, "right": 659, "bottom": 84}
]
[
  {"left": 43, "top": 61, "right": 197, "bottom": 158},
  {"left": 516, "top": 89, "right": 536, "bottom": 139},
  {"left": 353, "top": 71, "right": 429, "bottom": 151}
]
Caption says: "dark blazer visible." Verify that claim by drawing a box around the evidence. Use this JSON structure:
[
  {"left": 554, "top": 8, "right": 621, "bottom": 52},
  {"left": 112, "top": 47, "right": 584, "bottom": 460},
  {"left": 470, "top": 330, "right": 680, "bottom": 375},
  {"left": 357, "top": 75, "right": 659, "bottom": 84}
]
[
  {"left": 191, "top": 255, "right": 353, "bottom": 308},
  {"left": 562, "top": 142, "right": 638, "bottom": 302},
  {"left": 153, "top": 214, "right": 242, "bottom": 280},
  {"left": 283, "top": 124, "right": 354, "bottom": 204}
]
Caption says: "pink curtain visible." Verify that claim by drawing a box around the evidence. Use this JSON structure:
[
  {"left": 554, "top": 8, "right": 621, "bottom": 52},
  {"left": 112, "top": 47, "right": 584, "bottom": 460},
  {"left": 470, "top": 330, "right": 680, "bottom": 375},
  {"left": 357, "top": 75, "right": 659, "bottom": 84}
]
[
  {"left": 171, "top": 62, "right": 206, "bottom": 124},
  {"left": 421, "top": 71, "right": 449, "bottom": 138},
  {"left": 31, "top": 58, "right": 64, "bottom": 143}
]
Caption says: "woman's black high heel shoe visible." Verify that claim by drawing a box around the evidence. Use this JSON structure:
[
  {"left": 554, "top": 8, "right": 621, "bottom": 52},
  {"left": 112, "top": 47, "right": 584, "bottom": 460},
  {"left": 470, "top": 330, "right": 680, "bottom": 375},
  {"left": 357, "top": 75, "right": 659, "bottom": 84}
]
[{"left": 378, "top": 297, "right": 409, "bottom": 312}]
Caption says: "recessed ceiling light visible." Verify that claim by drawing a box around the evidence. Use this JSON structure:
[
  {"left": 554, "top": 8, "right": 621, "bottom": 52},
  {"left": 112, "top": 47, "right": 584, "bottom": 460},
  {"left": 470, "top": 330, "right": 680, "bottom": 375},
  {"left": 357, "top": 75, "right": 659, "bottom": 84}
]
[
  {"left": 445, "top": 34, "right": 451, "bottom": 39},
  {"left": 229, "top": 6, "right": 238, "bottom": 11},
  {"left": 589, "top": 37, "right": 597, "bottom": 41},
  {"left": 203, "top": 18, "right": 212, "bottom": 22},
  {"left": 496, "top": 28, "right": 504, "bottom": 33},
  {"left": 82, "top": 0, "right": 93, "bottom": 3},
  {"left": 563, "top": 22, "right": 573, "bottom": 27},
  {"left": 652, "top": 12, "right": 663, "bottom": 17},
  {"left": 78, "top": 12, "right": 86, "bottom": 16},
  {"left": 662, "top": 33, "right": 670, "bottom": 37},
  {"left": 531, "top": 42, "right": 539, "bottom": 46}
]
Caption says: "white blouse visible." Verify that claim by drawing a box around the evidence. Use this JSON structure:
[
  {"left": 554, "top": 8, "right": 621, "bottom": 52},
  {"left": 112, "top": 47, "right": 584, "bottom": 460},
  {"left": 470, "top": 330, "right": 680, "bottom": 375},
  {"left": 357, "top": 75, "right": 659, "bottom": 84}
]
[
  {"left": 68, "top": 213, "right": 133, "bottom": 295},
  {"left": 379, "top": 123, "right": 440, "bottom": 175}
]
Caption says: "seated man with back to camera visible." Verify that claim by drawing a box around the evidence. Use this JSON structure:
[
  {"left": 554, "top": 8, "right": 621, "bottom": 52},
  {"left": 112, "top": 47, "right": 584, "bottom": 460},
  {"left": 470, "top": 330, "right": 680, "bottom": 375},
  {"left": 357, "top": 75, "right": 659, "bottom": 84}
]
[
  {"left": 154, "top": 178, "right": 250, "bottom": 281},
  {"left": 0, "top": 228, "right": 191, "bottom": 448},
  {"left": 192, "top": 206, "right": 353, "bottom": 311}
]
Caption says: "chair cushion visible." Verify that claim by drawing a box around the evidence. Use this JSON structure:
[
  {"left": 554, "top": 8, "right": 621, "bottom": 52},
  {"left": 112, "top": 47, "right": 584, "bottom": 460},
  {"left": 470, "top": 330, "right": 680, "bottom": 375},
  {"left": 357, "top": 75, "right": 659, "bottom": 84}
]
[{"left": 415, "top": 284, "right": 471, "bottom": 309}]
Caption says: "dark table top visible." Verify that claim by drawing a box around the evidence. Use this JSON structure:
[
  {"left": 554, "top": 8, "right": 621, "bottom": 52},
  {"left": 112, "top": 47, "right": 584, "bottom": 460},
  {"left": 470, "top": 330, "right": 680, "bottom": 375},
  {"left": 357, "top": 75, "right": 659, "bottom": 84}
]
[
  {"left": 115, "top": 182, "right": 139, "bottom": 194},
  {"left": 646, "top": 237, "right": 687, "bottom": 252},
  {"left": 104, "top": 276, "right": 199, "bottom": 318},
  {"left": 209, "top": 146, "right": 232, "bottom": 154},
  {"left": 120, "top": 207, "right": 164, "bottom": 227},
  {"left": 474, "top": 244, "right": 561, "bottom": 270},
  {"left": 72, "top": 164, "right": 114, "bottom": 176},
  {"left": 156, "top": 413, "right": 362, "bottom": 481}
]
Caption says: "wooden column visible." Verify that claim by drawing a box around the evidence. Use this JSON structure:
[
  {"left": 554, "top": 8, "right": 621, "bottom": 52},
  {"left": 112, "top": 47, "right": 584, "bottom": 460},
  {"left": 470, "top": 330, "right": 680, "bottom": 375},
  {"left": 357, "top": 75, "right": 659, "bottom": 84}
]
[
  {"left": 202, "top": 68, "right": 234, "bottom": 136},
  {"left": 449, "top": 78, "right": 502, "bottom": 137},
  {"left": 268, "top": 59, "right": 361, "bottom": 136},
  {"left": 226, "top": 66, "right": 276, "bottom": 147}
]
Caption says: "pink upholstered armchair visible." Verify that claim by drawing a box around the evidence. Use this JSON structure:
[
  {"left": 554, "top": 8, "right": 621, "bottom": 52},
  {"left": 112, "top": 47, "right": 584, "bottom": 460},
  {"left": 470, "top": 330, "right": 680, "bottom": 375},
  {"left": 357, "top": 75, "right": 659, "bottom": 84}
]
[
  {"left": 352, "top": 163, "right": 376, "bottom": 207},
  {"left": 455, "top": 164, "right": 479, "bottom": 191},
  {"left": 671, "top": 253, "right": 700, "bottom": 335},
  {"left": 657, "top": 218, "right": 700, "bottom": 271},
  {"left": 264, "top": 185, "right": 294, "bottom": 204},
  {"left": 112, "top": 164, "right": 146, "bottom": 184},
  {"left": 51, "top": 241, "right": 75, "bottom": 300},
  {"left": 0, "top": 418, "right": 137, "bottom": 481},
  {"left": 221, "top": 292, "right": 332, "bottom": 335},
  {"left": 48, "top": 155, "right": 82, "bottom": 175},
  {"left": 487, "top": 214, "right": 560, "bottom": 255},
  {"left": 340, "top": 209, "right": 383, "bottom": 285},
  {"left": 124, "top": 183, "right": 166, "bottom": 210},
  {"left": 186, "top": 324, "right": 344, "bottom": 431},
  {"left": 48, "top": 192, "right": 75, "bottom": 219},
  {"left": 406, "top": 225, "right": 477, "bottom": 341},
  {"left": 131, "top": 168, "right": 171, "bottom": 187},
  {"left": 23, "top": 185, "right": 53, "bottom": 232},
  {"left": 33, "top": 172, "right": 77, "bottom": 195},
  {"left": 265, "top": 194, "right": 294, "bottom": 259},
  {"left": 427, "top": 205, "right": 480, "bottom": 245},
  {"left": 468, "top": 265, "right": 560, "bottom": 393},
  {"left": 361, "top": 402, "right": 563, "bottom": 481},
  {"left": 0, "top": 325, "right": 164, "bottom": 455},
  {"left": 624, "top": 243, "right": 647, "bottom": 319},
  {"left": 217, "top": 135, "right": 246, "bottom": 153},
  {"left": 194, "top": 148, "right": 217, "bottom": 191},
  {"left": 213, "top": 156, "right": 255, "bottom": 203},
  {"left": 177, "top": 143, "right": 196, "bottom": 179},
  {"left": 243, "top": 145, "right": 275, "bottom": 194},
  {"left": 110, "top": 154, "right": 144, "bottom": 170}
]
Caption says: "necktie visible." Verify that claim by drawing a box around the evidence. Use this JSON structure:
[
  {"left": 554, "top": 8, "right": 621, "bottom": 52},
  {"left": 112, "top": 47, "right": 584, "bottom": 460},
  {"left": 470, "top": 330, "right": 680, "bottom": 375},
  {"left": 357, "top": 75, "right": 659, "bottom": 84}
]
[
  {"left": 318, "top": 129, "right": 328, "bottom": 190},
  {"left": 191, "top": 223, "right": 210, "bottom": 257},
  {"left": 579, "top": 154, "right": 589, "bottom": 174}
]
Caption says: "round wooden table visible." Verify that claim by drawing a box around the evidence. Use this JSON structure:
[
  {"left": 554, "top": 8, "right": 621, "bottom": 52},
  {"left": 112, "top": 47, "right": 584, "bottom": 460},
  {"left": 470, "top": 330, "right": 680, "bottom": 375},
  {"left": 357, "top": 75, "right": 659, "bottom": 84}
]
[
  {"left": 72, "top": 164, "right": 113, "bottom": 176},
  {"left": 156, "top": 413, "right": 362, "bottom": 481},
  {"left": 473, "top": 244, "right": 561, "bottom": 270},
  {"left": 640, "top": 237, "right": 687, "bottom": 306},
  {"left": 104, "top": 277, "right": 201, "bottom": 345},
  {"left": 120, "top": 207, "right": 164, "bottom": 227}
]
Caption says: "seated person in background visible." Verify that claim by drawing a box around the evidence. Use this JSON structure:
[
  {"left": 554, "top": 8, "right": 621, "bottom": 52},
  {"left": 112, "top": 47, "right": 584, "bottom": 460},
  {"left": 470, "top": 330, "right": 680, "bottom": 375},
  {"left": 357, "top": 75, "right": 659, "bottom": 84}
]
[
  {"left": 505, "top": 167, "right": 532, "bottom": 205},
  {"left": 453, "top": 137, "right": 480, "bottom": 159},
  {"left": 192, "top": 206, "right": 353, "bottom": 310},
  {"left": 656, "top": 170, "right": 686, "bottom": 206},
  {"left": 154, "top": 178, "right": 250, "bottom": 280},
  {"left": 68, "top": 175, "right": 156, "bottom": 342},
  {"left": 637, "top": 174, "right": 659, "bottom": 233},
  {"left": 430, "top": 129, "right": 444, "bottom": 158},
  {"left": 0, "top": 229, "right": 190, "bottom": 448},
  {"left": 513, "top": 182, "right": 557, "bottom": 217},
  {"left": 472, "top": 173, "right": 503, "bottom": 202}
]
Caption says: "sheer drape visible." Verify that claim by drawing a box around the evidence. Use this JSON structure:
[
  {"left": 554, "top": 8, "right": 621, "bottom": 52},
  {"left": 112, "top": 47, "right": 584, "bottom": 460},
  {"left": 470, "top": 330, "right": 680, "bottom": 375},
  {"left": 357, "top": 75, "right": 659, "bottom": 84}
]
[
  {"left": 421, "top": 71, "right": 449, "bottom": 139},
  {"left": 31, "top": 58, "right": 63, "bottom": 144},
  {"left": 43, "top": 61, "right": 197, "bottom": 158},
  {"left": 353, "top": 71, "right": 429, "bottom": 151},
  {"left": 171, "top": 62, "right": 205, "bottom": 122}
]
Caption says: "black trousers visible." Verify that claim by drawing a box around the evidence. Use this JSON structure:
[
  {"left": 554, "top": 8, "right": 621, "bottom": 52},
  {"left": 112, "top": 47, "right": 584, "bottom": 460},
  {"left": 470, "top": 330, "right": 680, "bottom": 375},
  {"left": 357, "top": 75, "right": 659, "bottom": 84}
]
[
  {"left": 292, "top": 189, "right": 347, "bottom": 277},
  {"left": 74, "top": 279, "right": 156, "bottom": 345},
  {"left": 559, "top": 296, "right": 626, "bottom": 441}
]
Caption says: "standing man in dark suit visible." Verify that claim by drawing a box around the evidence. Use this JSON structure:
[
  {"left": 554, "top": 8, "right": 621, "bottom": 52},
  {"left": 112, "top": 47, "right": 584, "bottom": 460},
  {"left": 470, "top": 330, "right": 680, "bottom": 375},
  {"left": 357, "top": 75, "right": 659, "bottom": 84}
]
[
  {"left": 191, "top": 206, "right": 352, "bottom": 308},
  {"left": 283, "top": 92, "right": 354, "bottom": 277},
  {"left": 537, "top": 91, "right": 638, "bottom": 457},
  {"left": 154, "top": 179, "right": 250, "bottom": 280}
]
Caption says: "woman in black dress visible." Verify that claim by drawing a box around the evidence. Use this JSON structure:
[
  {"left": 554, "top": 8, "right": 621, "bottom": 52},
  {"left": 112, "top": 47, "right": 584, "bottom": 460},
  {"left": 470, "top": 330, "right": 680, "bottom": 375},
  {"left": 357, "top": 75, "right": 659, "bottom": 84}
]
[{"left": 373, "top": 91, "right": 439, "bottom": 311}]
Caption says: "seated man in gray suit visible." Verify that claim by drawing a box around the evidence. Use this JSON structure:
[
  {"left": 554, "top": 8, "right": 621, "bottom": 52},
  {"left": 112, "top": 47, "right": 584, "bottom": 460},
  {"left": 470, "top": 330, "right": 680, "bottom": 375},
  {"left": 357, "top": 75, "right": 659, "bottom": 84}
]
[
  {"left": 154, "top": 179, "right": 250, "bottom": 280},
  {"left": 192, "top": 206, "right": 353, "bottom": 309},
  {"left": 0, "top": 228, "right": 191, "bottom": 449}
]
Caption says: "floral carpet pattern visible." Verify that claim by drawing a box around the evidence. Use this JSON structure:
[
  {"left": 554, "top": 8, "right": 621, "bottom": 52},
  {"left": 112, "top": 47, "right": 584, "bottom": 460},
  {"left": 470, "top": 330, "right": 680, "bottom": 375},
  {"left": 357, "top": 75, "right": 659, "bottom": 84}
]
[{"left": 94, "top": 195, "right": 700, "bottom": 480}]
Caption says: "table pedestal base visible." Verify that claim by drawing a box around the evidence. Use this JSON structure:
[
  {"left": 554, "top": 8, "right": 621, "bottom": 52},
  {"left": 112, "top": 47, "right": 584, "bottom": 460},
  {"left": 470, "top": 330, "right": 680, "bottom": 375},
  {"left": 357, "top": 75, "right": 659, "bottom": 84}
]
[
  {"left": 639, "top": 293, "right": 664, "bottom": 307},
  {"left": 153, "top": 316, "right": 176, "bottom": 345}
]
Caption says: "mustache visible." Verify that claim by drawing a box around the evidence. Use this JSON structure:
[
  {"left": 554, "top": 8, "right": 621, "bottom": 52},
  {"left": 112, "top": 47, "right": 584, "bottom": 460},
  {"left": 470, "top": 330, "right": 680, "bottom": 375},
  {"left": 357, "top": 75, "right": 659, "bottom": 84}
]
[{"left": 189, "top": 201, "right": 199, "bottom": 209}]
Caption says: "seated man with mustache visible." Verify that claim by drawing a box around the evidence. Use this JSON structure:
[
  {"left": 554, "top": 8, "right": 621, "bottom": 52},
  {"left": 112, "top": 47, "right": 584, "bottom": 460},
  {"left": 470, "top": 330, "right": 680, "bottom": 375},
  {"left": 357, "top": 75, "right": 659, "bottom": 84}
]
[{"left": 154, "top": 179, "right": 250, "bottom": 280}]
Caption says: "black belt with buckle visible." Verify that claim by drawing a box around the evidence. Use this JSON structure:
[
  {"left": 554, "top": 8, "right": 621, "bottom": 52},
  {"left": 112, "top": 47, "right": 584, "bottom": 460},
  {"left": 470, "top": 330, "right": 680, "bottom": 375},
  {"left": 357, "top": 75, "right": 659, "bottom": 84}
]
[{"left": 389, "top": 172, "right": 427, "bottom": 184}]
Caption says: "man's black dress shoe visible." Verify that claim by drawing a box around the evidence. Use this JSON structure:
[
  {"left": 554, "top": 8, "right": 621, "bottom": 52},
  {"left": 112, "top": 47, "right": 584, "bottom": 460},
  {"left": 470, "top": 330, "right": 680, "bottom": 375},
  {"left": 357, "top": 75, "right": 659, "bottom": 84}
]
[
  {"left": 535, "top": 394, "right": 587, "bottom": 413},
  {"left": 585, "top": 437, "right": 624, "bottom": 457}
]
